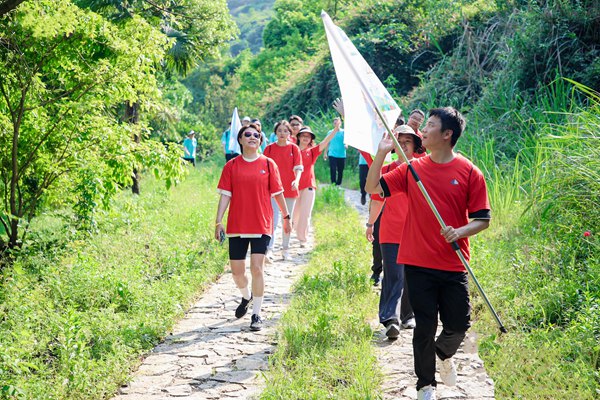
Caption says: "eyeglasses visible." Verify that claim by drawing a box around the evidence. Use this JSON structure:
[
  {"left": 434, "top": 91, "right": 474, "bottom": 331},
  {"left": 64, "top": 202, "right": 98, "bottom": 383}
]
[
  {"left": 290, "top": 123, "right": 301, "bottom": 127},
  {"left": 243, "top": 132, "right": 261, "bottom": 138}
]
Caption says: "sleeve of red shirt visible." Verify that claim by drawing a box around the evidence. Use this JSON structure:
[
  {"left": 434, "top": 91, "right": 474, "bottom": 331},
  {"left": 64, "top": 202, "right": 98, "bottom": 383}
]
[
  {"left": 263, "top": 145, "right": 271, "bottom": 158},
  {"left": 292, "top": 144, "right": 303, "bottom": 170},
  {"left": 217, "top": 161, "right": 232, "bottom": 196},
  {"left": 380, "top": 162, "right": 408, "bottom": 197},
  {"left": 467, "top": 165, "right": 491, "bottom": 219},
  {"left": 310, "top": 146, "right": 322, "bottom": 160},
  {"left": 268, "top": 158, "right": 284, "bottom": 197}
]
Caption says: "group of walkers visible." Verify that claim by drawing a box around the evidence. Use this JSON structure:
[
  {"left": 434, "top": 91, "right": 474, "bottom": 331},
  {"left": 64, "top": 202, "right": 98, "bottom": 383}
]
[{"left": 213, "top": 104, "right": 491, "bottom": 400}]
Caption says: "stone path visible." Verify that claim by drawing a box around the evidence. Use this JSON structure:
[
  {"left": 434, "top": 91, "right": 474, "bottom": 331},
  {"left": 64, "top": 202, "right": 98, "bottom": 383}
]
[
  {"left": 113, "top": 188, "right": 494, "bottom": 400},
  {"left": 113, "top": 231, "right": 311, "bottom": 400},
  {"left": 342, "top": 188, "right": 495, "bottom": 400}
]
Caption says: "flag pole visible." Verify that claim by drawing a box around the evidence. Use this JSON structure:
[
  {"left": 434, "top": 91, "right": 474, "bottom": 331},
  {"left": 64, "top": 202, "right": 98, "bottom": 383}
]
[{"left": 322, "top": 11, "right": 507, "bottom": 333}]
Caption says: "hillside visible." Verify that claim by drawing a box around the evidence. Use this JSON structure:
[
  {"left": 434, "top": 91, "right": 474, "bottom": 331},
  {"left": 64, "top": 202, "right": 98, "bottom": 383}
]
[{"left": 227, "top": 0, "right": 276, "bottom": 55}]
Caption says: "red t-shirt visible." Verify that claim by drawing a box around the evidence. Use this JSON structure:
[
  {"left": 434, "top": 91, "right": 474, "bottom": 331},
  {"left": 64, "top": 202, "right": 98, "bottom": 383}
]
[
  {"left": 378, "top": 161, "right": 407, "bottom": 244},
  {"left": 298, "top": 145, "right": 322, "bottom": 190},
  {"left": 381, "top": 154, "right": 490, "bottom": 272},
  {"left": 263, "top": 142, "right": 303, "bottom": 198},
  {"left": 217, "top": 155, "right": 284, "bottom": 236}
]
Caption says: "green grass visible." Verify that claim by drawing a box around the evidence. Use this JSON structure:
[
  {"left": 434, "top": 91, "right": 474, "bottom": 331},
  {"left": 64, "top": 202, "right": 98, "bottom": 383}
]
[
  {"left": 466, "top": 101, "right": 600, "bottom": 399},
  {"left": 0, "top": 163, "right": 227, "bottom": 399},
  {"left": 261, "top": 185, "right": 381, "bottom": 399}
]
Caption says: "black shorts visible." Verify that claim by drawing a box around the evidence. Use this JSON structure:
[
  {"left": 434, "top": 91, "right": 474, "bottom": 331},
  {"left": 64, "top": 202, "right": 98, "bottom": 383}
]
[{"left": 228, "top": 235, "right": 271, "bottom": 260}]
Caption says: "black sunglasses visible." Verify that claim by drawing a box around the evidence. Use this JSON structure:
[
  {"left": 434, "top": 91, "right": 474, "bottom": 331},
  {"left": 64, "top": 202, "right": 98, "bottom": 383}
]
[{"left": 243, "top": 131, "right": 261, "bottom": 138}]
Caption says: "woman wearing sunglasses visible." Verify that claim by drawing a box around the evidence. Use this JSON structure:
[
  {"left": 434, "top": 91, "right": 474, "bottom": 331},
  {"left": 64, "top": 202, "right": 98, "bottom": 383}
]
[
  {"left": 215, "top": 124, "right": 291, "bottom": 331},
  {"left": 263, "top": 120, "right": 303, "bottom": 261}
]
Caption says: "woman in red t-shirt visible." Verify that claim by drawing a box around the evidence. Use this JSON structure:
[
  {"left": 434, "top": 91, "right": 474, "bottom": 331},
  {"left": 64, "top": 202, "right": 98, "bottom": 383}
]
[
  {"left": 363, "top": 125, "right": 425, "bottom": 339},
  {"left": 215, "top": 124, "right": 291, "bottom": 332},
  {"left": 292, "top": 121, "right": 340, "bottom": 246},
  {"left": 263, "top": 121, "right": 303, "bottom": 261}
]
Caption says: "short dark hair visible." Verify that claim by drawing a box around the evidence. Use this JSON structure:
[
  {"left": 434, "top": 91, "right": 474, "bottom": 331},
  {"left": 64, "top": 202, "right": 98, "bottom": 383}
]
[
  {"left": 409, "top": 109, "right": 425, "bottom": 118},
  {"left": 237, "top": 123, "right": 263, "bottom": 149},
  {"left": 395, "top": 116, "right": 405, "bottom": 127},
  {"left": 428, "top": 107, "right": 465, "bottom": 147},
  {"left": 289, "top": 115, "right": 303, "bottom": 124}
]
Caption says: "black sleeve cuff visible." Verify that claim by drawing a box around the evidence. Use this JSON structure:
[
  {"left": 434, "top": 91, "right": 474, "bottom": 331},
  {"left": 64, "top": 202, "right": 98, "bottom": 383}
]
[
  {"left": 380, "top": 177, "right": 391, "bottom": 198},
  {"left": 469, "top": 209, "right": 491, "bottom": 219}
]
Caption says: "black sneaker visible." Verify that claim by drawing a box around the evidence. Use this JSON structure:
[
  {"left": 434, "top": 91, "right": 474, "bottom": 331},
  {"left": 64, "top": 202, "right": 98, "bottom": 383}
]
[
  {"left": 235, "top": 296, "right": 252, "bottom": 319},
  {"left": 384, "top": 320, "right": 400, "bottom": 340},
  {"left": 360, "top": 193, "right": 367, "bottom": 205},
  {"left": 370, "top": 273, "right": 381, "bottom": 286},
  {"left": 250, "top": 314, "right": 263, "bottom": 331}
]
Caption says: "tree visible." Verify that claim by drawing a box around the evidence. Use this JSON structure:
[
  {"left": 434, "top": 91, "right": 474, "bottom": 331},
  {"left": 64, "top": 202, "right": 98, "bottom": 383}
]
[
  {"left": 77, "top": 0, "right": 237, "bottom": 193},
  {"left": 0, "top": 0, "right": 183, "bottom": 260}
]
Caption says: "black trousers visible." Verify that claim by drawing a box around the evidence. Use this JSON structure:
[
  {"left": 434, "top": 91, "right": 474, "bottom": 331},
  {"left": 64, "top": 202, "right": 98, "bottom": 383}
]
[
  {"left": 328, "top": 156, "right": 346, "bottom": 185},
  {"left": 405, "top": 265, "right": 471, "bottom": 390},
  {"left": 359, "top": 164, "right": 369, "bottom": 196},
  {"left": 371, "top": 213, "right": 382, "bottom": 275}
]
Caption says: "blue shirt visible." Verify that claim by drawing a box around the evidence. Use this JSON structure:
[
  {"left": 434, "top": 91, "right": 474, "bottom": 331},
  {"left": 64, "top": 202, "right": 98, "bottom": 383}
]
[
  {"left": 260, "top": 132, "right": 268, "bottom": 152},
  {"left": 269, "top": 132, "right": 277, "bottom": 144},
  {"left": 327, "top": 129, "right": 346, "bottom": 158},
  {"left": 183, "top": 137, "right": 197, "bottom": 159},
  {"left": 221, "top": 130, "right": 234, "bottom": 154}
]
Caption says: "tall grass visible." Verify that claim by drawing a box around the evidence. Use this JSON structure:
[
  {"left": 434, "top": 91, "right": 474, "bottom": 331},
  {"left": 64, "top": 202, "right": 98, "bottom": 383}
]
[
  {"left": 467, "top": 84, "right": 599, "bottom": 399},
  {"left": 261, "top": 186, "right": 380, "bottom": 399},
  {"left": 0, "top": 163, "right": 227, "bottom": 399}
]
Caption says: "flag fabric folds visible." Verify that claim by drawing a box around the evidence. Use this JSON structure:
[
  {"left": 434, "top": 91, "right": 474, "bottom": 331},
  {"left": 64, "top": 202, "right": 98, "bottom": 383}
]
[
  {"left": 228, "top": 107, "right": 242, "bottom": 155},
  {"left": 321, "top": 11, "right": 401, "bottom": 156}
]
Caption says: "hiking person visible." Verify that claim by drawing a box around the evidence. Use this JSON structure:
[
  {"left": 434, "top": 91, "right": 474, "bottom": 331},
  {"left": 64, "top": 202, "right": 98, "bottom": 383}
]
[
  {"left": 263, "top": 120, "right": 303, "bottom": 261},
  {"left": 221, "top": 123, "right": 239, "bottom": 161},
  {"left": 288, "top": 115, "right": 303, "bottom": 144},
  {"left": 293, "top": 123, "right": 340, "bottom": 246},
  {"left": 365, "top": 107, "right": 491, "bottom": 400},
  {"left": 407, "top": 109, "right": 425, "bottom": 136},
  {"left": 323, "top": 117, "right": 346, "bottom": 185},
  {"left": 251, "top": 118, "right": 268, "bottom": 152},
  {"left": 363, "top": 125, "right": 425, "bottom": 340},
  {"left": 215, "top": 123, "right": 291, "bottom": 332},
  {"left": 182, "top": 130, "right": 197, "bottom": 166}
]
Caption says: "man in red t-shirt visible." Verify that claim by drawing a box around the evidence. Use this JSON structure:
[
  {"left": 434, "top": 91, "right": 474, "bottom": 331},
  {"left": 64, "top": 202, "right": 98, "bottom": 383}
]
[{"left": 365, "top": 107, "right": 491, "bottom": 400}]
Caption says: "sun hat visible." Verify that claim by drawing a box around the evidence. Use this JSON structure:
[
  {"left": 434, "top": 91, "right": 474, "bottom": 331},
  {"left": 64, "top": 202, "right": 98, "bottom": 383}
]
[{"left": 297, "top": 126, "right": 315, "bottom": 140}]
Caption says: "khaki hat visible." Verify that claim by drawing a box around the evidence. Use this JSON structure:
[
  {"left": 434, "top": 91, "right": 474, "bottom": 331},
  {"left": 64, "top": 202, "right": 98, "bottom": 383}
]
[{"left": 297, "top": 126, "right": 315, "bottom": 140}]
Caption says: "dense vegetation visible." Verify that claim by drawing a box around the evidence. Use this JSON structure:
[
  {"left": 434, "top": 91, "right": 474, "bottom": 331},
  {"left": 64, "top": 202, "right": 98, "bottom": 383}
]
[
  {"left": 1, "top": 0, "right": 598, "bottom": 398},
  {"left": 227, "top": 0, "right": 275, "bottom": 55},
  {"left": 183, "top": 0, "right": 599, "bottom": 397}
]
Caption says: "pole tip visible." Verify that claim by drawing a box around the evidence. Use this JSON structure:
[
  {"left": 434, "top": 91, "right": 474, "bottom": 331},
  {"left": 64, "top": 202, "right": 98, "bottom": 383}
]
[{"left": 500, "top": 326, "right": 508, "bottom": 334}]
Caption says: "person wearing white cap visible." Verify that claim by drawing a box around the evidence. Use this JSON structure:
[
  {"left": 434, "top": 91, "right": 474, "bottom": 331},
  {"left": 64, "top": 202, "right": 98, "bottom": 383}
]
[{"left": 182, "top": 130, "right": 197, "bottom": 166}]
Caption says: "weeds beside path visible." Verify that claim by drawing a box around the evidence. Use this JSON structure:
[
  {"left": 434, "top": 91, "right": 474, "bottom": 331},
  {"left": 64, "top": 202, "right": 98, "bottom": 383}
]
[{"left": 112, "top": 224, "right": 311, "bottom": 399}]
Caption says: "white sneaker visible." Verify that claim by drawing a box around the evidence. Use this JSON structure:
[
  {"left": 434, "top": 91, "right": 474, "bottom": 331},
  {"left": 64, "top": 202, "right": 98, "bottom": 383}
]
[
  {"left": 282, "top": 250, "right": 291, "bottom": 261},
  {"left": 438, "top": 356, "right": 457, "bottom": 386},
  {"left": 417, "top": 385, "right": 436, "bottom": 400},
  {"left": 401, "top": 318, "right": 416, "bottom": 329}
]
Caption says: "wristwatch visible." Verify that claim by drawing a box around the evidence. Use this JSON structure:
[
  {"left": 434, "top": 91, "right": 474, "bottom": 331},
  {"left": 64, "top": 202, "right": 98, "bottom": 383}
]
[
  {"left": 365, "top": 222, "right": 374, "bottom": 228},
  {"left": 283, "top": 214, "right": 291, "bottom": 220}
]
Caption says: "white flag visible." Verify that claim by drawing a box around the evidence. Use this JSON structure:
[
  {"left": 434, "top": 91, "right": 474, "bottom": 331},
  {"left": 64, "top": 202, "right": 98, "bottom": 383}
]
[
  {"left": 322, "top": 11, "right": 401, "bottom": 156},
  {"left": 228, "top": 107, "right": 242, "bottom": 155}
]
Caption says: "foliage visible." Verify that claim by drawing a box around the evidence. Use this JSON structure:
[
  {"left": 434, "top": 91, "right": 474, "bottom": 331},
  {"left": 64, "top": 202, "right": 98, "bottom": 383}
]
[
  {"left": 261, "top": 187, "right": 381, "bottom": 399},
  {"left": 0, "top": 0, "right": 186, "bottom": 254},
  {"left": 0, "top": 166, "right": 227, "bottom": 399},
  {"left": 227, "top": 0, "right": 276, "bottom": 55}
]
